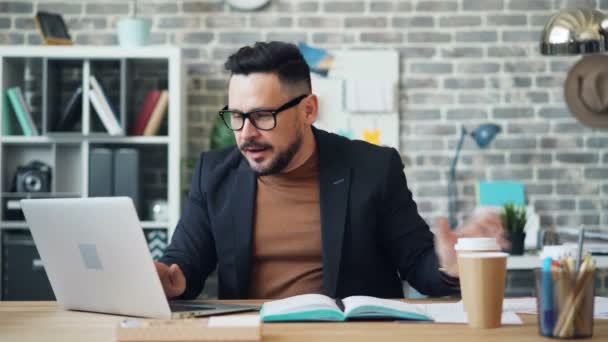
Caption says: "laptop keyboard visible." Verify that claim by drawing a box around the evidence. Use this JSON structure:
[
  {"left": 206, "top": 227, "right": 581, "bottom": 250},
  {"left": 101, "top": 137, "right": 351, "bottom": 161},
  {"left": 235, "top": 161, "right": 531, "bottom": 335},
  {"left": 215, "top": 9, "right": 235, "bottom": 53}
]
[{"left": 169, "top": 302, "right": 215, "bottom": 312}]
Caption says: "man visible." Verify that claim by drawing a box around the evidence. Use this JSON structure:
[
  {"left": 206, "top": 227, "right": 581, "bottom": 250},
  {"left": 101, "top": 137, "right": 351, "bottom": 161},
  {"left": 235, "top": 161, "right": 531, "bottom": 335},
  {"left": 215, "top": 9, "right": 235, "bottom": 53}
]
[{"left": 156, "top": 41, "right": 507, "bottom": 300}]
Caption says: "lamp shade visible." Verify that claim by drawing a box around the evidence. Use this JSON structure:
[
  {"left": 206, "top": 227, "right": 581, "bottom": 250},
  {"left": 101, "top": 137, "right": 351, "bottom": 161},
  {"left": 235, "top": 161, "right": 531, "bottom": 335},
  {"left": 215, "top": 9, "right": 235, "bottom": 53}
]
[
  {"left": 540, "top": 8, "right": 608, "bottom": 55},
  {"left": 470, "top": 124, "right": 501, "bottom": 148}
]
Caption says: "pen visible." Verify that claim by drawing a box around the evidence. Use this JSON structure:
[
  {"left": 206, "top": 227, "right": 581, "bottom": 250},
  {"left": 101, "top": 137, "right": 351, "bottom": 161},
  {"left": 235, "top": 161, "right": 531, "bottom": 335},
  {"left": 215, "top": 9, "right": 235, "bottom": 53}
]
[
  {"left": 542, "top": 257, "right": 554, "bottom": 335},
  {"left": 575, "top": 227, "right": 585, "bottom": 274}
]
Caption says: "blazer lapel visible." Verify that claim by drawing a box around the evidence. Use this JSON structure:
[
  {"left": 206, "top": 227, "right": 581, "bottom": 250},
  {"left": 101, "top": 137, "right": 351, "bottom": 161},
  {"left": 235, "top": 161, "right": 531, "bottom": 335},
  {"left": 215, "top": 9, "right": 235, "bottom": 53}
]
[
  {"left": 231, "top": 161, "right": 256, "bottom": 298},
  {"left": 316, "top": 129, "right": 351, "bottom": 298}
]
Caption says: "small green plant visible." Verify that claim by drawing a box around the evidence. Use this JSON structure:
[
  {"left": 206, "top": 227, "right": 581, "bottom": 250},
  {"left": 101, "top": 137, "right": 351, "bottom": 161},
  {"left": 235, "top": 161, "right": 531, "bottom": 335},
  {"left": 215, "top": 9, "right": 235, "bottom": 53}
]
[
  {"left": 501, "top": 202, "right": 527, "bottom": 234},
  {"left": 210, "top": 115, "right": 236, "bottom": 150}
]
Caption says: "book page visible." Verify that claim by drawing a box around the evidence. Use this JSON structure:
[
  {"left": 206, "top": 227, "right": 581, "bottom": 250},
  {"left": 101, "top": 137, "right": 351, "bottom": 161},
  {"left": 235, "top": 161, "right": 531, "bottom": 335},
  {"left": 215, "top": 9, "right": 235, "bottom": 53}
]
[
  {"left": 342, "top": 296, "right": 430, "bottom": 320},
  {"left": 261, "top": 294, "right": 339, "bottom": 316}
]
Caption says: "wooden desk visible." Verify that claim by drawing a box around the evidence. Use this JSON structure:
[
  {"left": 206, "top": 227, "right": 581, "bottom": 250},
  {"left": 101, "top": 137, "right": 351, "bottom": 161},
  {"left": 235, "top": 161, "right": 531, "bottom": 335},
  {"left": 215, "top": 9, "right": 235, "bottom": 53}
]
[{"left": 0, "top": 300, "right": 606, "bottom": 341}]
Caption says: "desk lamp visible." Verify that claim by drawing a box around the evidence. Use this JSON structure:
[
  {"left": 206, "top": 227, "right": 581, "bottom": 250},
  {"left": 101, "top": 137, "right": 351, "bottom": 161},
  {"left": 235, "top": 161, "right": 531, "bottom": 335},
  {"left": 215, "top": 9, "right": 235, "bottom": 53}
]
[{"left": 448, "top": 124, "right": 501, "bottom": 229}]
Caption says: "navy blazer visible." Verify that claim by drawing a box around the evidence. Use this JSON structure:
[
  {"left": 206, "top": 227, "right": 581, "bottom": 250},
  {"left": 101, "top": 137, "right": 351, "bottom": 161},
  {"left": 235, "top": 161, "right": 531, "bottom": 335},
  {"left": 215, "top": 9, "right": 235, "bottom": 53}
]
[{"left": 161, "top": 128, "right": 458, "bottom": 299}]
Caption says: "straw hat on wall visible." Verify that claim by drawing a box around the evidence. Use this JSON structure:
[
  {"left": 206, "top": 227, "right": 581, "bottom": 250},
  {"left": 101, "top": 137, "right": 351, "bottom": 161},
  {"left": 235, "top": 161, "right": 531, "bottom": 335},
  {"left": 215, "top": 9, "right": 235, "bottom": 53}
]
[{"left": 564, "top": 54, "right": 608, "bottom": 128}]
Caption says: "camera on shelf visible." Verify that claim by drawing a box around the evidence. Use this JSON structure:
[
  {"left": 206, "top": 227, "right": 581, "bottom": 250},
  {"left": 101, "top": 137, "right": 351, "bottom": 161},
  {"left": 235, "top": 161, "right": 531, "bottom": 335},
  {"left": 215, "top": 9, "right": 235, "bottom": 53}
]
[{"left": 12, "top": 160, "right": 52, "bottom": 193}]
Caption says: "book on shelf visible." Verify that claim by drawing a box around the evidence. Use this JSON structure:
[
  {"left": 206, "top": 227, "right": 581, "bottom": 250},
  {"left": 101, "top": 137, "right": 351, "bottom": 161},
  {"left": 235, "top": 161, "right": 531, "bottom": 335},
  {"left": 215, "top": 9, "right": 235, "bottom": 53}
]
[
  {"left": 6, "top": 87, "right": 39, "bottom": 136},
  {"left": 142, "top": 90, "right": 169, "bottom": 136},
  {"left": 2, "top": 91, "right": 11, "bottom": 135},
  {"left": 53, "top": 86, "right": 82, "bottom": 131},
  {"left": 89, "top": 75, "right": 124, "bottom": 135},
  {"left": 130, "top": 90, "right": 162, "bottom": 136},
  {"left": 260, "top": 294, "right": 432, "bottom": 322}
]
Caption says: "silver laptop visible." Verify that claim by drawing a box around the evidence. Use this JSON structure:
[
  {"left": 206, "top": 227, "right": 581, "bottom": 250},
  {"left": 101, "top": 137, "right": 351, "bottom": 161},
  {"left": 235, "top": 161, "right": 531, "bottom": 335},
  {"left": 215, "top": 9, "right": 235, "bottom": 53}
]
[{"left": 20, "top": 197, "right": 257, "bottom": 319}]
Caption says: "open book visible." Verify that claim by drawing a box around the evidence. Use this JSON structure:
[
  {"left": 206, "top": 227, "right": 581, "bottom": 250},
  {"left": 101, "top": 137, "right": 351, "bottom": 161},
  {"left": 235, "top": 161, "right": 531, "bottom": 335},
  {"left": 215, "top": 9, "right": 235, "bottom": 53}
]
[{"left": 261, "top": 294, "right": 432, "bottom": 322}]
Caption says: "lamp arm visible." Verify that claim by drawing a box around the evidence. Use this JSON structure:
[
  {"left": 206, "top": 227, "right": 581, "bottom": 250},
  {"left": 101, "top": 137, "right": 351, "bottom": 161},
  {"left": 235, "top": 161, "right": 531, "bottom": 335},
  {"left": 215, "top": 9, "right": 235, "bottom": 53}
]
[{"left": 448, "top": 128, "right": 467, "bottom": 229}]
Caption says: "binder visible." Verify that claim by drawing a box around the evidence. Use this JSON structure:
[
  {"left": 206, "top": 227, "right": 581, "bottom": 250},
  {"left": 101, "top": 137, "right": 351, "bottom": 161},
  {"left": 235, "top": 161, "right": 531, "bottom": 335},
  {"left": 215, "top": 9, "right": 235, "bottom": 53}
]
[
  {"left": 113, "top": 148, "right": 141, "bottom": 215},
  {"left": 89, "top": 148, "right": 113, "bottom": 197}
]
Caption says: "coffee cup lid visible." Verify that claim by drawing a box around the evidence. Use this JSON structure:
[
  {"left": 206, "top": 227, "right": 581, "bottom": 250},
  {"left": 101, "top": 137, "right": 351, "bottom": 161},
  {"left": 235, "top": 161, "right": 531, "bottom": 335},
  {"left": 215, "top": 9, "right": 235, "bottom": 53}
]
[
  {"left": 454, "top": 237, "right": 500, "bottom": 251},
  {"left": 458, "top": 252, "right": 508, "bottom": 258}
]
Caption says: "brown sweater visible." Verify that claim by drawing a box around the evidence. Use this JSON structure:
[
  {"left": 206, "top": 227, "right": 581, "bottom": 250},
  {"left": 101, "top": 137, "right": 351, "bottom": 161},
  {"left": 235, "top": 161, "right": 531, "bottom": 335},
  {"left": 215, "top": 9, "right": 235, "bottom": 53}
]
[{"left": 248, "top": 149, "right": 324, "bottom": 299}]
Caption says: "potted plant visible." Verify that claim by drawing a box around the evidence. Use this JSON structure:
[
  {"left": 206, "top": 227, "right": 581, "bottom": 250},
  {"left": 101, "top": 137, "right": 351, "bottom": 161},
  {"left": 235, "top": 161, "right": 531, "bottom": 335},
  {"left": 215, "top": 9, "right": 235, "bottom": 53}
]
[
  {"left": 501, "top": 203, "right": 527, "bottom": 255},
  {"left": 210, "top": 115, "right": 236, "bottom": 150}
]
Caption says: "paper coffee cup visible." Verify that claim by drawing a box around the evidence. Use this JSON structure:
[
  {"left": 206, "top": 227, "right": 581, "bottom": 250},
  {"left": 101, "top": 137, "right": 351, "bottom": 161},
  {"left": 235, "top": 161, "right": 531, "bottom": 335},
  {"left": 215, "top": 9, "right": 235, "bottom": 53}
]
[
  {"left": 458, "top": 252, "right": 508, "bottom": 329},
  {"left": 455, "top": 238, "right": 501, "bottom": 313}
]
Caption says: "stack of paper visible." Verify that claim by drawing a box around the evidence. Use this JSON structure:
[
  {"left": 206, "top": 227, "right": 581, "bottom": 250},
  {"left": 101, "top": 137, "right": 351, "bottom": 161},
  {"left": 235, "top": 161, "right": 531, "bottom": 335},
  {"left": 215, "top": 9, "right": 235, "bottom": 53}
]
[{"left": 415, "top": 302, "right": 523, "bottom": 325}]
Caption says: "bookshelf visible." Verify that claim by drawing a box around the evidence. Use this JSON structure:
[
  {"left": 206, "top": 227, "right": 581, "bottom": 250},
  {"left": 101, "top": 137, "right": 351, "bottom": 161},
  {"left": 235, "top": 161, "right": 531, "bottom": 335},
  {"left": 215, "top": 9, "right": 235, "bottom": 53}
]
[{"left": 0, "top": 46, "right": 186, "bottom": 300}]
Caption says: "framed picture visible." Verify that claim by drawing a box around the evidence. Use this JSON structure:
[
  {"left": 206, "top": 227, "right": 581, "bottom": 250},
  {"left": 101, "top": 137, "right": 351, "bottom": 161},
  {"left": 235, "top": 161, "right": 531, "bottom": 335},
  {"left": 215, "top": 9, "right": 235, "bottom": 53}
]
[{"left": 34, "top": 11, "right": 73, "bottom": 45}]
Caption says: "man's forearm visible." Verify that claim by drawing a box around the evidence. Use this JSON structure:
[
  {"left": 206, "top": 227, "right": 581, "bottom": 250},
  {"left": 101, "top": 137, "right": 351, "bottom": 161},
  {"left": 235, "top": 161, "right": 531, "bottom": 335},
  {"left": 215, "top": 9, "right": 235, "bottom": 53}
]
[{"left": 409, "top": 249, "right": 460, "bottom": 297}]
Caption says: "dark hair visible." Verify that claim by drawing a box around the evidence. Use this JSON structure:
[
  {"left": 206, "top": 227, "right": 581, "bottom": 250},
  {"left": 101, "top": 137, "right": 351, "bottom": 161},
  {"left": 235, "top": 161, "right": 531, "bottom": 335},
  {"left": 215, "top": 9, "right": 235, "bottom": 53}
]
[{"left": 224, "top": 41, "right": 311, "bottom": 94}]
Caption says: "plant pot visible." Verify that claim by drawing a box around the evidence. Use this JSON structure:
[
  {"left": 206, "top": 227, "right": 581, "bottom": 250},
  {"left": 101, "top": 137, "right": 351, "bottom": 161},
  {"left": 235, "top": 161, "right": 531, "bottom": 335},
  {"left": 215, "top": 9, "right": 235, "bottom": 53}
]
[
  {"left": 116, "top": 17, "right": 151, "bottom": 47},
  {"left": 508, "top": 232, "right": 526, "bottom": 255}
]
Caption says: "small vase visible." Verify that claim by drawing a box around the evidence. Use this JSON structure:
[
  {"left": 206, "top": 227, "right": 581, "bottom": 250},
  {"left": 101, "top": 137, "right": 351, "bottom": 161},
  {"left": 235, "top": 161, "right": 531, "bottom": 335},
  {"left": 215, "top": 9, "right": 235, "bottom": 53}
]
[
  {"left": 116, "top": 17, "right": 151, "bottom": 47},
  {"left": 509, "top": 232, "right": 526, "bottom": 255}
]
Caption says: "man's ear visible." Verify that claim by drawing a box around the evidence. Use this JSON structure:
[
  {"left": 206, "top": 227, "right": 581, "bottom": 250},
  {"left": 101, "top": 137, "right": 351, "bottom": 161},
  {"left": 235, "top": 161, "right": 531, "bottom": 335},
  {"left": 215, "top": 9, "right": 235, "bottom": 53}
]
[{"left": 303, "top": 94, "right": 319, "bottom": 124}]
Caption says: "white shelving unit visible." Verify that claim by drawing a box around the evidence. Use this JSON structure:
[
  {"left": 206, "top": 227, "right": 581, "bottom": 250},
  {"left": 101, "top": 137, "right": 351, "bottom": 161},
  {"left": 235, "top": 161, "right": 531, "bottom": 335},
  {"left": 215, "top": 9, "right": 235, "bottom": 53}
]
[{"left": 0, "top": 46, "right": 186, "bottom": 299}]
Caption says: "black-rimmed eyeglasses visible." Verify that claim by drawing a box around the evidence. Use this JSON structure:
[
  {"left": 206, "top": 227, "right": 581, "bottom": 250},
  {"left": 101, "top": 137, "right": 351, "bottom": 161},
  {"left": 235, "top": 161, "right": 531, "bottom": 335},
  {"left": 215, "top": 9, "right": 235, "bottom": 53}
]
[{"left": 219, "top": 94, "right": 308, "bottom": 131}]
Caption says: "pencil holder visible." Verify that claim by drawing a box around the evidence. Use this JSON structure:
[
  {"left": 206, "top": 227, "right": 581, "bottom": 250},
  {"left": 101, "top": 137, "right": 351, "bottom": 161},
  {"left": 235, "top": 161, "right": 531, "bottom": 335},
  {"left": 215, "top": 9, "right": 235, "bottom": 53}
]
[{"left": 535, "top": 268, "right": 595, "bottom": 339}]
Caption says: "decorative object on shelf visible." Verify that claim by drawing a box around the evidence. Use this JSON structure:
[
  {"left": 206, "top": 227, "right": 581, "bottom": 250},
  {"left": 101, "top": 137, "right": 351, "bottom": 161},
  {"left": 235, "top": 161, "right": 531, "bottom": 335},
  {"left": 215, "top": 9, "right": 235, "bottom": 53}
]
[
  {"left": 501, "top": 203, "right": 527, "bottom": 255},
  {"left": 11, "top": 161, "right": 52, "bottom": 194},
  {"left": 148, "top": 199, "right": 169, "bottom": 222},
  {"left": 564, "top": 55, "right": 608, "bottom": 128},
  {"left": 210, "top": 114, "right": 236, "bottom": 150},
  {"left": 448, "top": 123, "right": 501, "bottom": 228},
  {"left": 116, "top": 0, "right": 151, "bottom": 47},
  {"left": 145, "top": 229, "right": 168, "bottom": 261},
  {"left": 34, "top": 11, "right": 73, "bottom": 45},
  {"left": 226, "top": 0, "right": 271, "bottom": 11},
  {"left": 540, "top": 8, "right": 608, "bottom": 128}
]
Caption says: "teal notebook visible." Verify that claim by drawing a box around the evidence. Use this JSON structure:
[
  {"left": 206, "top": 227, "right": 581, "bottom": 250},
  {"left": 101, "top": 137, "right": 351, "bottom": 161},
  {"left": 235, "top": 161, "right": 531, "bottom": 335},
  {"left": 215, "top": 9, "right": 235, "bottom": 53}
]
[
  {"left": 477, "top": 181, "right": 525, "bottom": 207},
  {"left": 261, "top": 294, "right": 432, "bottom": 322},
  {"left": 6, "top": 87, "right": 34, "bottom": 136}
]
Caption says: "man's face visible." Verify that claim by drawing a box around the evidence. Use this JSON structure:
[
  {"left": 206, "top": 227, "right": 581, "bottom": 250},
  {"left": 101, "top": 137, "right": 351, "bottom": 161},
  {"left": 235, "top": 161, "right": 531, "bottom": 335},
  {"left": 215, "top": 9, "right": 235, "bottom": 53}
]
[{"left": 228, "top": 73, "right": 306, "bottom": 175}]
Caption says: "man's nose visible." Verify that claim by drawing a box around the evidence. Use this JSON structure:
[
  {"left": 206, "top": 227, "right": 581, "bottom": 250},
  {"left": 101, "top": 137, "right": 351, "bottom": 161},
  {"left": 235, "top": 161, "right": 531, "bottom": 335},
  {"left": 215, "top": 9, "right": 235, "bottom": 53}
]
[{"left": 240, "top": 117, "right": 259, "bottom": 139}]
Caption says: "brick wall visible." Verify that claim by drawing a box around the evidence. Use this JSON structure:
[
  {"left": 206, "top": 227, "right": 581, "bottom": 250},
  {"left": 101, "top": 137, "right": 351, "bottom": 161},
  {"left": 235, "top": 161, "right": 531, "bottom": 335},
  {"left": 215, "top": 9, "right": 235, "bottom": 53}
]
[{"left": 2, "top": 0, "right": 607, "bottom": 297}]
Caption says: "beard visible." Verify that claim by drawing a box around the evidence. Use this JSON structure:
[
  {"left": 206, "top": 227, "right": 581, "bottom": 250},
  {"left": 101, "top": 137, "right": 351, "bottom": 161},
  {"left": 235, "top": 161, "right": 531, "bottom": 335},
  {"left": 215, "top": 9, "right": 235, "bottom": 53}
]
[{"left": 240, "top": 128, "right": 303, "bottom": 176}]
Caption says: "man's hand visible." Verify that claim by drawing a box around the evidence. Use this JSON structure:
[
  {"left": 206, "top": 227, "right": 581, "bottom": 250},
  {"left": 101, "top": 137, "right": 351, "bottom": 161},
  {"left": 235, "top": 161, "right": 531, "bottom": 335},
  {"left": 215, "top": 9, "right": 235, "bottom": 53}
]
[
  {"left": 434, "top": 211, "right": 509, "bottom": 277},
  {"left": 154, "top": 261, "right": 186, "bottom": 299}
]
